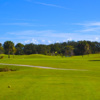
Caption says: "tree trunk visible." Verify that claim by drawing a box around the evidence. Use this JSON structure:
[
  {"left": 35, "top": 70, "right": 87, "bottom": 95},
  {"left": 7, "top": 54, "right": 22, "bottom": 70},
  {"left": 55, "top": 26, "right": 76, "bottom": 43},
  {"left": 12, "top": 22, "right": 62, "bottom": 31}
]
[
  {"left": 8, "top": 51, "right": 10, "bottom": 58},
  {"left": 13, "top": 53, "right": 14, "bottom": 58}
]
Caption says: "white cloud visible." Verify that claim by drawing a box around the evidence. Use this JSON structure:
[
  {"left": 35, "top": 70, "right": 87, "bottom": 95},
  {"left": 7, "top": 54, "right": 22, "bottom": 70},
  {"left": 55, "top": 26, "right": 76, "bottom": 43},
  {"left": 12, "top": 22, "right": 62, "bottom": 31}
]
[
  {"left": 5, "top": 29, "right": 100, "bottom": 44},
  {"left": 24, "top": 38, "right": 38, "bottom": 44},
  {"left": 41, "top": 40, "right": 45, "bottom": 42},
  {"left": 79, "top": 28, "right": 100, "bottom": 32},
  {"left": 56, "top": 41, "right": 60, "bottom": 43},
  {"left": 63, "top": 40, "right": 67, "bottom": 42},
  {"left": 35, "top": 2, "right": 68, "bottom": 9},
  {"left": 95, "top": 37, "right": 99, "bottom": 41},
  {"left": 75, "top": 22, "right": 100, "bottom": 32},
  {"left": 10, "top": 18, "right": 36, "bottom": 21},
  {"left": 31, "top": 38, "right": 38, "bottom": 44},
  {"left": 48, "top": 40, "right": 52, "bottom": 43},
  {"left": 76, "top": 22, "right": 100, "bottom": 26},
  {"left": 7, "top": 30, "right": 76, "bottom": 41},
  {"left": 24, "top": 40, "right": 30, "bottom": 44},
  {"left": 87, "top": 22, "right": 100, "bottom": 26},
  {"left": 0, "top": 23, "right": 45, "bottom": 27},
  {"left": 67, "top": 38, "right": 72, "bottom": 41},
  {"left": 7, "top": 30, "right": 54, "bottom": 36}
]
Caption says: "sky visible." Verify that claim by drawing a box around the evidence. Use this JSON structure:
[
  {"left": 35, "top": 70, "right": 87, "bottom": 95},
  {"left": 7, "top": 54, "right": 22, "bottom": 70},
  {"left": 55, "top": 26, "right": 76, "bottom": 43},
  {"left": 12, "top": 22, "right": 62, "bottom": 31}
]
[{"left": 0, "top": 0, "right": 100, "bottom": 44}]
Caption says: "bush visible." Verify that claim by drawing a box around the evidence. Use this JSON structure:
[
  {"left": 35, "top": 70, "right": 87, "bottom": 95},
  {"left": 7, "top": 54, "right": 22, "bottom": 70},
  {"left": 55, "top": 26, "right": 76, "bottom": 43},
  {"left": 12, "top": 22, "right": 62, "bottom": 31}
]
[
  {"left": 0, "top": 67, "right": 16, "bottom": 72},
  {"left": 0, "top": 56, "right": 4, "bottom": 59}
]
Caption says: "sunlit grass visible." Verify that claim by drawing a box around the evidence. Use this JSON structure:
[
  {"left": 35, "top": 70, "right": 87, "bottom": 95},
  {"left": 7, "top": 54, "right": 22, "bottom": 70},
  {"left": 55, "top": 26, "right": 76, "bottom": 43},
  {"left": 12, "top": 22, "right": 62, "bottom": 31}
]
[{"left": 0, "top": 54, "right": 100, "bottom": 100}]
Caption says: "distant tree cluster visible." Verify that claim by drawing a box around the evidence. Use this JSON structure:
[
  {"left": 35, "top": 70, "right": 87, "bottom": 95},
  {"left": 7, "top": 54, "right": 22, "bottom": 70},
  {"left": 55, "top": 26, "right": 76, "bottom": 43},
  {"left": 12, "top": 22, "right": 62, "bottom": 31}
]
[{"left": 0, "top": 40, "right": 100, "bottom": 58}]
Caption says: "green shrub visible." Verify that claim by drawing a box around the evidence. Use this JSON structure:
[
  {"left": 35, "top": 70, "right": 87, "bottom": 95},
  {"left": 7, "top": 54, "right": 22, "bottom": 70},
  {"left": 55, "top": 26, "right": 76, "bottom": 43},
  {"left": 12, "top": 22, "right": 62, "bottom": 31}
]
[
  {"left": 0, "top": 56, "right": 4, "bottom": 59},
  {"left": 0, "top": 67, "right": 16, "bottom": 72}
]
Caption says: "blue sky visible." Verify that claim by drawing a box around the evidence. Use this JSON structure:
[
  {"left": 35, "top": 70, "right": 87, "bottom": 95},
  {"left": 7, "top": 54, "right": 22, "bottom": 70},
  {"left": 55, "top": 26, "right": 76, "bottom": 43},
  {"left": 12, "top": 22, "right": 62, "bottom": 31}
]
[{"left": 0, "top": 0, "right": 100, "bottom": 44}]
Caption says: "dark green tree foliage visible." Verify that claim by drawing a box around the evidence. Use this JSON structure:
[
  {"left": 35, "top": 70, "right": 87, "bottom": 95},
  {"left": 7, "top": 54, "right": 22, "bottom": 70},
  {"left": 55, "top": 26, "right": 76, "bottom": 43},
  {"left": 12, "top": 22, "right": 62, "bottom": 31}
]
[
  {"left": 54, "top": 43, "right": 61, "bottom": 54},
  {"left": 93, "top": 42, "right": 100, "bottom": 53},
  {"left": 84, "top": 43, "right": 91, "bottom": 54},
  {"left": 1, "top": 40, "right": 100, "bottom": 56},
  {"left": 87, "top": 41, "right": 96, "bottom": 54},
  {"left": 49, "top": 43, "right": 61, "bottom": 55},
  {"left": 0, "top": 43, "right": 4, "bottom": 54},
  {"left": 36, "top": 45, "right": 47, "bottom": 55},
  {"left": 65, "top": 45, "right": 74, "bottom": 56},
  {"left": 15, "top": 43, "right": 24, "bottom": 55},
  {"left": 46, "top": 45, "right": 51, "bottom": 54},
  {"left": 49, "top": 44, "right": 55, "bottom": 55},
  {"left": 12, "top": 47, "right": 17, "bottom": 58},
  {"left": 3, "top": 41, "right": 14, "bottom": 58},
  {"left": 24, "top": 43, "right": 37, "bottom": 54},
  {"left": 77, "top": 41, "right": 91, "bottom": 56},
  {"left": 67, "top": 41, "right": 77, "bottom": 47}
]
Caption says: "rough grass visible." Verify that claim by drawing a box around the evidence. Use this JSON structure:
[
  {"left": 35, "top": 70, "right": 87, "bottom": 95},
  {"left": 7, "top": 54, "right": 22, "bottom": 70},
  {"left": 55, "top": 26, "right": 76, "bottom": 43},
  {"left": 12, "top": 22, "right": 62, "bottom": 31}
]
[{"left": 0, "top": 54, "right": 100, "bottom": 100}]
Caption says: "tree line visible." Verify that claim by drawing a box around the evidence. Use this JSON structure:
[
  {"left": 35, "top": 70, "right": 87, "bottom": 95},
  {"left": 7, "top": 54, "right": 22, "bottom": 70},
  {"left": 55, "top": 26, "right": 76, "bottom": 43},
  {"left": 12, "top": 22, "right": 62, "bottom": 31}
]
[{"left": 0, "top": 40, "right": 100, "bottom": 58}]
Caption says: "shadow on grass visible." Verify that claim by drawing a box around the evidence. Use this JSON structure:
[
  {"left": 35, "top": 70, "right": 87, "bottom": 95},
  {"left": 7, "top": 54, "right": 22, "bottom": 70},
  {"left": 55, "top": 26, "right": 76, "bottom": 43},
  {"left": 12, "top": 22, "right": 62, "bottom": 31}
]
[{"left": 89, "top": 60, "right": 100, "bottom": 61}]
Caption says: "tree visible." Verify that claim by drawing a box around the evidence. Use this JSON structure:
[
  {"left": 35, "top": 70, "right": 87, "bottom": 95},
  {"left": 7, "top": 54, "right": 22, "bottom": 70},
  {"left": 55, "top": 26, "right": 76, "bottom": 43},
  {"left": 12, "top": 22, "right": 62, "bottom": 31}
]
[
  {"left": 12, "top": 47, "right": 17, "bottom": 58},
  {"left": 24, "top": 43, "right": 37, "bottom": 54},
  {"left": 84, "top": 43, "right": 91, "bottom": 55},
  {"left": 36, "top": 45, "right": 47, "bottom": 55},
  {"left": 46, "top": 45, "right": 51, "bottom": 55},
  {"left": 49, "top": 43, "right": 61, "bottom": 55},
  {"left": 65, "top": 45, "right": 74, "bottom": 56},
  {"left": 15, "top": 43, "right": 24, "bottom": 55},
  {"left": 3, "top": 41, "right": 14, "bottom": 58},
  {"left": 77, "top": 41, "right": 91, "bottom": 57},
  {"left": 0, "top": 43, "right": 4, "bottom": 54}
]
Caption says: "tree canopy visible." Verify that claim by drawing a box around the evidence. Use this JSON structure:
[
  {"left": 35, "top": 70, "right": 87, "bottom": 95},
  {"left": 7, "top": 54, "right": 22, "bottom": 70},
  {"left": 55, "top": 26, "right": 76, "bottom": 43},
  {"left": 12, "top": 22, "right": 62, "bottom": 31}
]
[
  {"left": 0, "top": 40, "right": 100, "bottom": 57},
  {"left": 3, "top": 41, "right": 14, "bottom": 58}
]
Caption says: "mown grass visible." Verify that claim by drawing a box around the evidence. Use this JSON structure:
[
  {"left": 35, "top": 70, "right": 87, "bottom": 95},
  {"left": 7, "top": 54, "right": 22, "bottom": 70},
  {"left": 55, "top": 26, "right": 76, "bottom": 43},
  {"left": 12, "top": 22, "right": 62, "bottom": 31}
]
[{"left": 0, "top": 54, "right": 100, "bottom": 100}]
